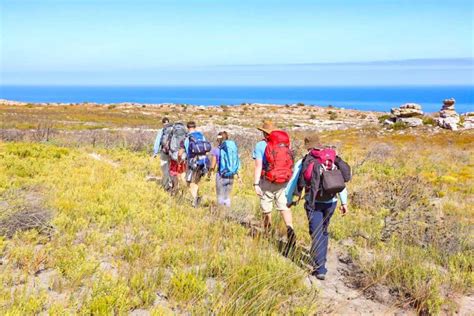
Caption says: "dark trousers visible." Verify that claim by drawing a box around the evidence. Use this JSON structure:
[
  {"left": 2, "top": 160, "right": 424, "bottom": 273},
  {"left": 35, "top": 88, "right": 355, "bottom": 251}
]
[{"left": 305, "top": 201, "right": 337, "bottom": 275}]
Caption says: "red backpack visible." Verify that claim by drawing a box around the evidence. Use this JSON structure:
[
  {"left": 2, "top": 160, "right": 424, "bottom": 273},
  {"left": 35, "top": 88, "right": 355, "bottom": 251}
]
[{"left": 263, "top": 130, "right": 293, "bottom": 184}]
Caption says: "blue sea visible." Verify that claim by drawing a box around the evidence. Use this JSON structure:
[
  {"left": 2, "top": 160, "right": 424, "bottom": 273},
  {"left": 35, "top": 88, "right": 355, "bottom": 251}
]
[{"left": 1, "top": 85, "right": 473, "bottom": 113}]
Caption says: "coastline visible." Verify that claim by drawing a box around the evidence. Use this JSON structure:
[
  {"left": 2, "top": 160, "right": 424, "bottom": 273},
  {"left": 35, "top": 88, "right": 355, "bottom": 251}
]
[{"left": 1, "top": 84, "right": 473, "bottom": 113}]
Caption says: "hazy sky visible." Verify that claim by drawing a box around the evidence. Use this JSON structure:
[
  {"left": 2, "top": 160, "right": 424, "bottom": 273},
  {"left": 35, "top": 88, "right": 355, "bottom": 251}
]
[{"left": 1, "top": 0, "right": 473, "bottom": 85}]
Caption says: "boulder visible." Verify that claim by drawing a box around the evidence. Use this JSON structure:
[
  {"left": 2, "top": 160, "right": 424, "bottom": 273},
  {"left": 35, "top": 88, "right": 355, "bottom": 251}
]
[
  {"left": 437, "top": 116, "right": 460, "bottom": 131},
  {"left": 443, "top": 98, "right": 455, "bottom": 107},
  {"left": 390, "top": 103, "right": 423, "bottom": 118},
  {"left": 383, "top": 119, "right": 395, "bottom": 126},
  {"left": 462, "top": 113, "right": 474, "bottom": 129},
  {"left": 440, "top": 109, "right": 459, "bottom": 117},
  {"left": 436, "top": 98, "right": 461, "bottom": 130},
  {"left": 401, "top": 103, "right": 422, "bottom": 110},
  {"left": 386, "top": 103, "right": 424, "bottom": 128},
  {"left": 396, "top": 117, "right": 423, "bottom": 127}
]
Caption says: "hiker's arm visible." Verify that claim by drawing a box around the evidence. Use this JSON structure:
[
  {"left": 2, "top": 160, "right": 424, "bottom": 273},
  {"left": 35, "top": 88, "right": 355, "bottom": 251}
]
[
  {"left": 178, "top": 148, "right": 185, "bottom": 161},
  {"left": 338, "top": 187, "right": 348, "bottom": 205},
  {"left": 254, "top": 159, "right": 262, "bottom": 184},
  {"left": 153, "top": 130, "right": 162, "bottom": 156},
  {"left": 339, "top": 188, "right": 348, "bottom": 215},
  {"left": 295, "top": 160, "right": 306, "bottom": 197},
  {"left": 253, "top": 159, "right": 263, "bottom": 196},
  {"left": 178, "top": 138, "right": 187, "bottom": 161},
  {"left": 208, "top": 154, "right": 217, "bottom": 179},
  {"left": 210, "top": 154, "right": 217, "bottom": 171}
]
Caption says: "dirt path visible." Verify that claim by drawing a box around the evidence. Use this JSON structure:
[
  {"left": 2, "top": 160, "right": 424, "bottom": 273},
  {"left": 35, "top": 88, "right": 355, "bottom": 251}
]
[
  {"left": 219, "top": 206, "right": 413, "bottom": 316},
  {"left": 308, "top": 246, "right": 412, "bottom": 315}
]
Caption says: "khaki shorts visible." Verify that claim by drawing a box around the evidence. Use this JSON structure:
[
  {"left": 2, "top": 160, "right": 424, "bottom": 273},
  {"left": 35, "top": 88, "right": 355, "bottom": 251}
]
[{"left": 259, "top": 179, "right": 290, "bottom": 213}]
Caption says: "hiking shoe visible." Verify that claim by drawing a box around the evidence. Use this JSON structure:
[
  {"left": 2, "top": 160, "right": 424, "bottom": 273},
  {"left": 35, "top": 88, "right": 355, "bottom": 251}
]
[{"left": 315, "top": 273, "right": 326, "bottom": 281}]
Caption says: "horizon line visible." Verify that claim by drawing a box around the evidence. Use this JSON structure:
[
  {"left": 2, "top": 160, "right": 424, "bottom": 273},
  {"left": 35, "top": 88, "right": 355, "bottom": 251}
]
[{"left": 208, "top": 57, "right": 474, "bottom": 68}]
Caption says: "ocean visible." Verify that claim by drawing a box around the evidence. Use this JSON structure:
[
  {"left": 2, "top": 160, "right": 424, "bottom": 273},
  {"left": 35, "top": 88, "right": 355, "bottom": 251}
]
[{"left": 1, "top": 85, "right": 473, "bottom": 113}]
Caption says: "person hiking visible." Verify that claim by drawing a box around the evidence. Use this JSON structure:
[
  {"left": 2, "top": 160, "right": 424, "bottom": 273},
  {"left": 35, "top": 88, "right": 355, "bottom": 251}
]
[
  {"left": 293, "top": 135, "right": 351, "bottom": 280},
  {"left": 153, "top": 117, "right": 172, "bottom": 189},
  {"left": 208, "top": 131, "right": 240, "bottom": 207},
  {"left": 253, "top": 120, "right": 296, "bottom": 255},
  {"left": 179, "top": 121, "right": 211, "bottom": 208},
  {"left": 162, "top": 121, "right": 187, "bottom": 193}
]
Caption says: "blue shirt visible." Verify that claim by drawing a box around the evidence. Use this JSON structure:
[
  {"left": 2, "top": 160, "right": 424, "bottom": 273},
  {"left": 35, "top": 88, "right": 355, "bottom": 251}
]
[
  {"left": 153, "top": 128, "right": 163, "bottom": 155},
  {"left": 211, "top": 147, "right": 220, "bottom": 172},
  {"left": 252, "top": 140, "right": 267, "bottom": 166}
]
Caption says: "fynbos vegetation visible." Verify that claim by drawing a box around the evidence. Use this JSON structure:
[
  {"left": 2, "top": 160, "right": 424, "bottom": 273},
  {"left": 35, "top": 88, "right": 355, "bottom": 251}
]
[{"left": 0, "top": 102, "right": 472, "bottom": 314}]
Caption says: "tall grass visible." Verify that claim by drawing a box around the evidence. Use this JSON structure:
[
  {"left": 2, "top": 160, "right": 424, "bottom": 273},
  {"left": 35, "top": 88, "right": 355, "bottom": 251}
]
[
  {"left": 0, "top": 127, "right": 472, "bottom": 314},
  {"left": 0, "top": 142, "right": 318, "bottom": 314}
]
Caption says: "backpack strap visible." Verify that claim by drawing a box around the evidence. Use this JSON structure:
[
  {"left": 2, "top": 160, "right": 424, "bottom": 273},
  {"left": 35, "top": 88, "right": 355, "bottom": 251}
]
[
  {"left": 335, "top": 156, "right": 351, "bottom": 182},
  {"left": 297, "top": 154, "right": 324, "bottom": 204}
]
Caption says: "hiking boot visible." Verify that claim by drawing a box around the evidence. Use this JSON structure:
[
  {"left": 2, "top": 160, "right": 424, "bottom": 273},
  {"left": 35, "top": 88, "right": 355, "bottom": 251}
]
[{"left": 315, "top": 273, "right": 326, "bottom": 281}]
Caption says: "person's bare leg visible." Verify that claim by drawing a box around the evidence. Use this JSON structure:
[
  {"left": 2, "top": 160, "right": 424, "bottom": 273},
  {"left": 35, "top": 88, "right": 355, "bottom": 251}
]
[
  {"left": 189, "top": 182, "right": 199, "bottom": 199},
  {"left": 280, "top": 209, "right": 293, "bottom": 228},
  {"left": 263, "top": 212, "right": 272, "bottom": 232},
  {"left": 179, "top": 173, "right": 185, "bottom": 185},
  {"left": 189, "top": 181, "right": 201, "bottom": 207}
]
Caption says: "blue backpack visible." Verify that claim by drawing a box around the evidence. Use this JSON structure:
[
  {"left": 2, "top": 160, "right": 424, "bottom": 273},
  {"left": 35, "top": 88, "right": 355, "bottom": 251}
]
[
  {"left": 219, "top": 140, "right": 240, "bottom": 177},
  {"left": 188, "top": 131, "right": 212, "bottom": 159}
]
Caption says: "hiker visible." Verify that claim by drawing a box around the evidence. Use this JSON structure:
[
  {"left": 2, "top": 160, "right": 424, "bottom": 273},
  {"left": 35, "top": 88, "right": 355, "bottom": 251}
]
[
  {"left": 160, "top": 121, "right": 187, "bottom": 193},
  {"left": 294, "top": 135, "right": 351, "bottom": 280},
  {"left": 179, "top": 121, "right": 211, "bottom": 207},
  {"left": 208, "top": 131, "right": 241, "bottom": 207},
  {"left": 253, "top": 120, "right": 296, "bottom": 252},
  {"left": 153, "top": 117, "right": 172, "bottom": 189}
]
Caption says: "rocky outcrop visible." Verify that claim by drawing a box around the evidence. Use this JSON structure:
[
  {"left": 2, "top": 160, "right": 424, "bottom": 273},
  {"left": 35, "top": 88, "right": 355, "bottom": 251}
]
[
  {"left": 390, "top": 103, "right": 423, "bottom": 118},
  {"left": 386, "top": 103, "right": 423, "bottom": 127},
  {"left": 461, "top": 112, "right": 474, "bottom": 130},
  {"left": 437, "top": 98, "right": 460, "bottom": 131},
  {"left": 0, "top": 99, "right": 28, "bottom": 106}
]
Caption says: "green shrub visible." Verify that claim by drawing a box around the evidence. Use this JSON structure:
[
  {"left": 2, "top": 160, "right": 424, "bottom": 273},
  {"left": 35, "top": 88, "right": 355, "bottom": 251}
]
[
  {"left": 82, "top": 274, "right": 131, "bottom": 314},
  {"left": 169, "top": 271, "right": 207, "bottom": 304},
  {"left": 422, "top": 116, "right": 436, "bottom": 126},
  {"left": 378, "top": 114, "right": 392, "bottom": 123},
  {"left": 390, "top": 121, "right": 407, "bottom": 130},
  {"left": 328, "top": 111, "right": 338, "bottom": 120}
]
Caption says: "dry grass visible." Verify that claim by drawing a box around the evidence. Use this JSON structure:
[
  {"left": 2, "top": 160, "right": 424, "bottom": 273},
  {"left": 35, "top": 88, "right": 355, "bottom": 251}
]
[{"left": 0, "top": 105, "right": 472, "bottom": 314}]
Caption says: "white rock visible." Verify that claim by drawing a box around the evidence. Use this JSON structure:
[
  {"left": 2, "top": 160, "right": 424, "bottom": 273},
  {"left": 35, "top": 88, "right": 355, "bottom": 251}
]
[
  {"left": 400, "top": 103, "right": 422, "bottom": 110},
  {"left": 397, "top": 117, "right": 423, "bottom": 127},
  {"left": 383, "top": 119, "right": 395, "bottom": 126},
  {"left": 437, "top": 117, "right": 460, "bottom": 131},
  {"left": 462, "top": 116, "right": 474, "bottom": 129}
]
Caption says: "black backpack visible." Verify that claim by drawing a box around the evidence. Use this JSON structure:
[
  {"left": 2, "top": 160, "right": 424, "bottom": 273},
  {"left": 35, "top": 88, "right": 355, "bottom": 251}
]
[
  {"left": 316, "top": 156, "right": 351, "bottom": 201},
  {"left": 300, "top": 153, "right": 351, "bottom": 203}
]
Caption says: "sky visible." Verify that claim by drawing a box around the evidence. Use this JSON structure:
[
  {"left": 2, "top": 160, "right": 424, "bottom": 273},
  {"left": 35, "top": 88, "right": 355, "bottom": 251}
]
[{"left": 1, "top": 0, "right": 473, "bottom": 86}]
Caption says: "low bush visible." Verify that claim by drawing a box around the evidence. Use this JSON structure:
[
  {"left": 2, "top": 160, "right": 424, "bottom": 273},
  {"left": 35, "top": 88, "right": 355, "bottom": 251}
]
[
  {"left": 422, "top": 116, "right": 436, "bottom": 126},
  {"left": 378, "top": 114, "right": 392, "bottom": 123}
]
